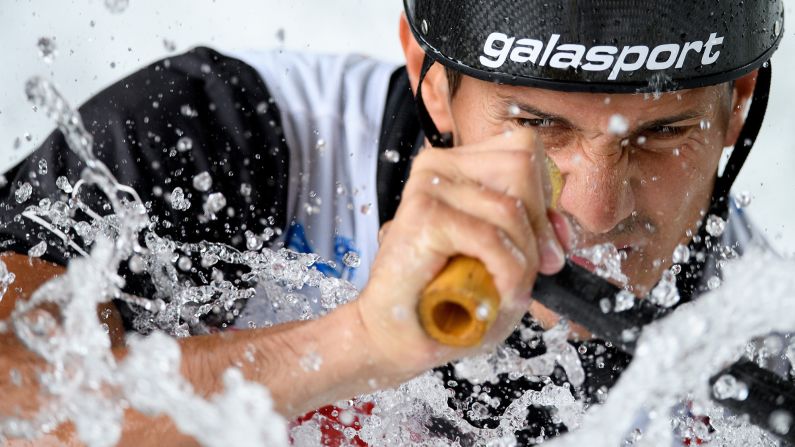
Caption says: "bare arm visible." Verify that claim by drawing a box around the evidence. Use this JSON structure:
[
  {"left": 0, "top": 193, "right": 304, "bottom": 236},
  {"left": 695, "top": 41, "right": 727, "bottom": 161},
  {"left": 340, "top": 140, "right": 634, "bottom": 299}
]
[{"left": 0, "top": 253, "right": 402, "bottom": 446}]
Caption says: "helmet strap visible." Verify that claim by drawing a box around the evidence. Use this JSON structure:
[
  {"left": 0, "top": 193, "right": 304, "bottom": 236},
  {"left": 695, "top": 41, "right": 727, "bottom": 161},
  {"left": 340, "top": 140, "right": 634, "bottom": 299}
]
[
  {"left": 414, "top": 55, "right": 453, "bottom": 148},
  {"left": 709, "top": 63, "right": 773, "bottom": 217}
]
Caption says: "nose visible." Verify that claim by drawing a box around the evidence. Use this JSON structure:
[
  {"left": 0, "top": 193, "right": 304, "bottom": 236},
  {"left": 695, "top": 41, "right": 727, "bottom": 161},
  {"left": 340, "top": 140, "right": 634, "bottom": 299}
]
[{"left": 551, "top": 138, "right": 636, "bottom": 235}]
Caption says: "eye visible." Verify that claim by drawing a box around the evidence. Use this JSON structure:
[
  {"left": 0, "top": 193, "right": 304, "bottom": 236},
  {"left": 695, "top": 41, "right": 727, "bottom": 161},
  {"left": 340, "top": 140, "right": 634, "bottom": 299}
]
[
  {"left": 644, "top": 125, "right": 690, "bottom": 139},
  {"left": 516, "top": 118, "right": 556, "bottom": 129}
]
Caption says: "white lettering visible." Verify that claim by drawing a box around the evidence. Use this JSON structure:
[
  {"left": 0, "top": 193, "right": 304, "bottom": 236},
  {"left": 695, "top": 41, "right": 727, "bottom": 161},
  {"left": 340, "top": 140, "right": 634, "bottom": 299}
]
[
  {"left": 676, "top": 41, "right": 703, "bottom": 68},
  {"left": 646, "top": 43, "right": 680, "bottom": 70},
  {"left": 509, "top": 38, "right": 543, "bottom": 64},
  {"left": 538, "top": 34, "right": 560, "bottom": 66},
  {"left": 477, "top": 31, "right": 725, "bottom": 80},
  {"left": 702, "top": 32, "right": 724, "bottom": 65},
  {"left": 610, "top": 45, "right": 649, "bottom": 80},
  {"left": 479, "top": 32, "right": 515, "bottom": 68},
  {"left": 549, "top": 44, "right": 586, "bottom": 69},
  {"left": 582, "top": 46, "right": 618, "bottom": 71}
]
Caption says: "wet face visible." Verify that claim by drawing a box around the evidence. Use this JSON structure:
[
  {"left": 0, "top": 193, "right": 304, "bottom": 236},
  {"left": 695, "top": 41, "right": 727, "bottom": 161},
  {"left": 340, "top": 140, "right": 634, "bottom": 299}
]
[{"left": 448, "top": 78, "right": 733, "bottom": 295}]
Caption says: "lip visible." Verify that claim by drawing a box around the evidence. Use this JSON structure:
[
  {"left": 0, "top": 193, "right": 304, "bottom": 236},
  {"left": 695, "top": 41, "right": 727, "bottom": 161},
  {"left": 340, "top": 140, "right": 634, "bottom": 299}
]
[{"left": 570, "top": 255, "right": 596, "bottom": 271}]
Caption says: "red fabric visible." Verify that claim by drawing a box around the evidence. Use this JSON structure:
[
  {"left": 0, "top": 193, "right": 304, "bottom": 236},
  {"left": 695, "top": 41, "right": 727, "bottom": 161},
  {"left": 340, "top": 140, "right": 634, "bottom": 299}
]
[{"left": 293, "top": 402, "right": 374, "bottom": 446}]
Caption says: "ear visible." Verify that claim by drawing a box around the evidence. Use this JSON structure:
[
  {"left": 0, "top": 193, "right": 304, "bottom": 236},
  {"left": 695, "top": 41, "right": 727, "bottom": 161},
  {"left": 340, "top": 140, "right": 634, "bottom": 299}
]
[
  {"left": 399, "top": 14, "right": 455, "bottom": 134},
  {"left": 723, "top": 70, "right": 759, "bottom": 147}
]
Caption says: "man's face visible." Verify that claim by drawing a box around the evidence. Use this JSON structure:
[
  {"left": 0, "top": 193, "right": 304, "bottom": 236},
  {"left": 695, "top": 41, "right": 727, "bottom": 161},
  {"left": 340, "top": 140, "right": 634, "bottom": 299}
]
[{"left": 448, "top": 77, "right": 733, "bottom": 295}]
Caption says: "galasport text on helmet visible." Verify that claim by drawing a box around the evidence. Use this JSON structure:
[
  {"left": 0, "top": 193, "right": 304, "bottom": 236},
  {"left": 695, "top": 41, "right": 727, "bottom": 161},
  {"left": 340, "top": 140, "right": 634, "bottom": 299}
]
[{"left": 404, "top": 0, "right": 784, "bottom": 93}]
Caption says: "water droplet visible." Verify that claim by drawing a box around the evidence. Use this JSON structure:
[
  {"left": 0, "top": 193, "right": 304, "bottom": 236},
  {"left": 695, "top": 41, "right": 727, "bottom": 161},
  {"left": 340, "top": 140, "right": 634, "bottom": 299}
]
[
  {"left": 176, "top": 136, "right": 193, "bottom": 152},
  {"left": 507, "top": 104, "right": 521, "bottom": 116},
  {"left": 775, "top": 20, "right": 782, "bottom": 37},
  {"left": 192, "top": 171, "right": 213, "bottom": 192},
  {"left": 421, "top": 19, "right": 429, "bottom": 34},
  {"left": 37, "top": 159, "right": 48, "bottom": 175},
  {"left": 104, "top": 0, "right": 129, "bottom": 14},
  {"left": 203, "top": 192, "right": 227, "bottom": 214},
  {"left": 769, "top": 409, "right": 792, "bottom": 435},
  {"left": 180, "top": 104, "right": 197, "bottom": 118},
  {"left": 245, "top": 231, "right": 262, "bottom": 251},
  {"left": 699, "top": 119, "right": 711, "bottom": 130},
  {"left": 672, "top": 244, "right": 690, "bottom": 264},
  {"left": 163, "top": 39, "right": 177, "bottom": 52},
  {"left": 382, "top": 149, "right": 400, "bottom": 163},
  {"left": 15, "top": 182, "right": 33, "bottom": 203},
  {"left": 169, "top": 187, "right": 191, "bottom": 211},
  {"left": 239, "top": 183, "right": 252, "bottom": 198},
  {"left": 339, "top": 410, "right": 355, "bottom": 426},
  {"left": 475, "top": 303, "right": 490, "bottom": 321},
  {"left": 636, "top": 136, "right": 647, "bottom": 145},
  {"left": 28, "top": 240, "right": 47, "bottom": 258},
  {"left": 256, "top": 101, "right": 269, "bottom": 114},
  {"left": 607, "top": 114, "right": 629, "bottom": 135},
  {"left": 614, "top": 290, "right": 635, "bottom": 312},
  {"left": 56, "top": 176, "right": 73, "bottom": 193},
  {"left": 177, "top": 256, "right": 192, "bottom": 271},
  {"left": 37, "top": 37, "right": 57, "bottom": 63},
  {"left": 315, "top": 139, "right": 326, "bottom": 152},
  {"left": 360, "top": 203, "right": 372, "bottom": 215},
  {"left": 649, "top": 270, "right": 679, "bottom": 307},
  {"left": 599, "top": 298, "right": 612, "bottom": 313},
  {"left": 275, "top": 28, "right": 285, "bottom": 43},
  {"left": 342, "top": 251, "right": 360, "bottom": 268},
  {"left": 705, "top": 215, "right": 726, "bottom": 237},
  {"left": 128, "top": 255, "right": 145, "bottom": 273},
  {"left": 0, "top": 176, "right": 7, "bottom": 188},
  {"left": 299, "top": 351, "right": 323, "bottom": 372},
  {"left": 712, "top": 374, "right": 748, "bottom": 400},
  {"left": 707, "top": 276, "right": 721, "bottom": 290},
  {"left": 735, "top": 191, "right": 752, "bottom": 208}
]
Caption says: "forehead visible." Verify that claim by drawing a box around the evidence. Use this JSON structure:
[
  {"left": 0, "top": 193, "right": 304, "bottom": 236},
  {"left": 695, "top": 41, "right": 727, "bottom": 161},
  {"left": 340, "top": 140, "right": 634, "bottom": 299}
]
[{"left": 467, "top": 78, "right": 727, "bottom": 124}]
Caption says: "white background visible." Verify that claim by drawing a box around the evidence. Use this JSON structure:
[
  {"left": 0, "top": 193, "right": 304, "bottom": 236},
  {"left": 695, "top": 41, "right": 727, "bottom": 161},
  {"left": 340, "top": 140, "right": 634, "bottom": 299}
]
[{"left": 1, "top": 0, "right": 793, "bottom": 254}]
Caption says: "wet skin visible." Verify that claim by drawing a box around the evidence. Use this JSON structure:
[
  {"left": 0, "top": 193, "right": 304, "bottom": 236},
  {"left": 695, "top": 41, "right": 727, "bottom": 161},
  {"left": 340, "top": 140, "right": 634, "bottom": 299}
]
[{"left": 400, "top": 12, "right": 758, "bottom": 327}]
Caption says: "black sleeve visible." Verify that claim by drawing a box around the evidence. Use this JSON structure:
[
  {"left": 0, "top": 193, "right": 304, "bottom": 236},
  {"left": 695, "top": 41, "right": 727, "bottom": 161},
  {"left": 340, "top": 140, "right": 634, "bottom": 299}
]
[{"left": 0, "top": 46, "right": 290, "bottom": 312}]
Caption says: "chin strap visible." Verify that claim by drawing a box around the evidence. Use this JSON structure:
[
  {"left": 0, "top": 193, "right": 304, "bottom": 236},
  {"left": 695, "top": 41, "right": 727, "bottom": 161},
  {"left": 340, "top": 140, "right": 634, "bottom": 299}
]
[
  {"left": 415, "top": 55, "right": 453, "bottom": 148},
  {"left": 709, "top": 63, "right": 773, "bottom": 216}
]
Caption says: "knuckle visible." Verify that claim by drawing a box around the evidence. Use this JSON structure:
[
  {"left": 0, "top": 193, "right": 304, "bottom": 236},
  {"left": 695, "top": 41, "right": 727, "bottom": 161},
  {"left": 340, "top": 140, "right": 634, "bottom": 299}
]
[
  {"left": 513, "top": 152, "right": 537, "bottom": 175},
  {"left": 493, "top": 194, "right": 522, "bottom": 222}
]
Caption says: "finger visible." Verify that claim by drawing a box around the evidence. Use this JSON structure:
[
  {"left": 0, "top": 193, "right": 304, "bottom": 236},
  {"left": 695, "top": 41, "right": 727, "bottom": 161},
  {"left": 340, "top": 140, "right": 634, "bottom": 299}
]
[
  {"left": 403, "top": 171, "right": 536, "bottom": 292},
  {"left": 548, "top": 209, "right": 575, "bottom": 252},
  {"left": 389, "top": 191, "right": 538, "bottom": 303},
  {"left": 416, "top": 151, "right": 564, "bottom": 273}
]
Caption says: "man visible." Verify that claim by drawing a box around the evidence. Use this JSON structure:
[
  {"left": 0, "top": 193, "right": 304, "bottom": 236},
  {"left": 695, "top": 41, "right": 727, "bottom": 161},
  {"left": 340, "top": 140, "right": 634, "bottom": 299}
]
[{"left": 0, "top": 0, "right": 784, "bottom": 445}]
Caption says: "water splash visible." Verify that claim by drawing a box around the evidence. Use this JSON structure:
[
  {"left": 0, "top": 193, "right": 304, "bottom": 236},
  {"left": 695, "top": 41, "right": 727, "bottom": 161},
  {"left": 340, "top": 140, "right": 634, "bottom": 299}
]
[
  {"left": 2, "top": 77, "right": 296, "bottom": 446},
  {"left": 572, "top": 243, "right": 628, "bottom": 285},
  {"left": 546, "top": 251, "right": 795, "bottom": 447}
]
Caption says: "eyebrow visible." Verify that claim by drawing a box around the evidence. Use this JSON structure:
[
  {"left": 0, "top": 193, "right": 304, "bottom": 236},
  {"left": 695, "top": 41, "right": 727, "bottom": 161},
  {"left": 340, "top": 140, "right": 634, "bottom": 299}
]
[
  {"left": 500, "top": 99, "right": 580, "bottom": 131},
  {"left": 498, "top": 96, "right": 707, "bottom": 133},
  {"left": 639, "top": 112, "right": 704, "bottom": 130}
]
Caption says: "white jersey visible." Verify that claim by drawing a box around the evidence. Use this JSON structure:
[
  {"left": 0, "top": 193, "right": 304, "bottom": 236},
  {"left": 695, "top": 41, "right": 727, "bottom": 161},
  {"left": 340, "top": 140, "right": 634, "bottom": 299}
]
[{"left": 231, "top": 49, "right": 398, "bottom": 291}]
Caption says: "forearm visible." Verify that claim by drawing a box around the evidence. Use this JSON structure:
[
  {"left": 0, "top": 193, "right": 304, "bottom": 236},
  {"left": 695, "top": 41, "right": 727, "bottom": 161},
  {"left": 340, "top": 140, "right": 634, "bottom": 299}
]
[
  {"left": 177, "top": 301, "right": 404, "bottom": 418},
  {"left": 2, "top": 301, "right": 406, "bottom": 445}
]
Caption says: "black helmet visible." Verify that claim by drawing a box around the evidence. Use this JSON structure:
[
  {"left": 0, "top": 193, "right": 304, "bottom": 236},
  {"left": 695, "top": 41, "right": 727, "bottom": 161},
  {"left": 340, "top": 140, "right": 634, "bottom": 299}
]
[{"left": 404, "top": 0, "right": 784, "bottom": 213}]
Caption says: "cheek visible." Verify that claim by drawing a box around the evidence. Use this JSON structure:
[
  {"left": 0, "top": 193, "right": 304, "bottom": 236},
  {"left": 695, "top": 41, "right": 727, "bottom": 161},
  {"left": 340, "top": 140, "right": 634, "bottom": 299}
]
[{"left": 634, "top": 146, "right": 719, "bottom": 233}]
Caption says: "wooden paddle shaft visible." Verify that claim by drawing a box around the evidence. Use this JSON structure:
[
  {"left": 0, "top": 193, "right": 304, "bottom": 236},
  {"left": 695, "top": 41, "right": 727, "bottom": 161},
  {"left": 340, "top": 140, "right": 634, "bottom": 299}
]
[{"left": 418, "top": 157, "right": 563, "bottom": 347}]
